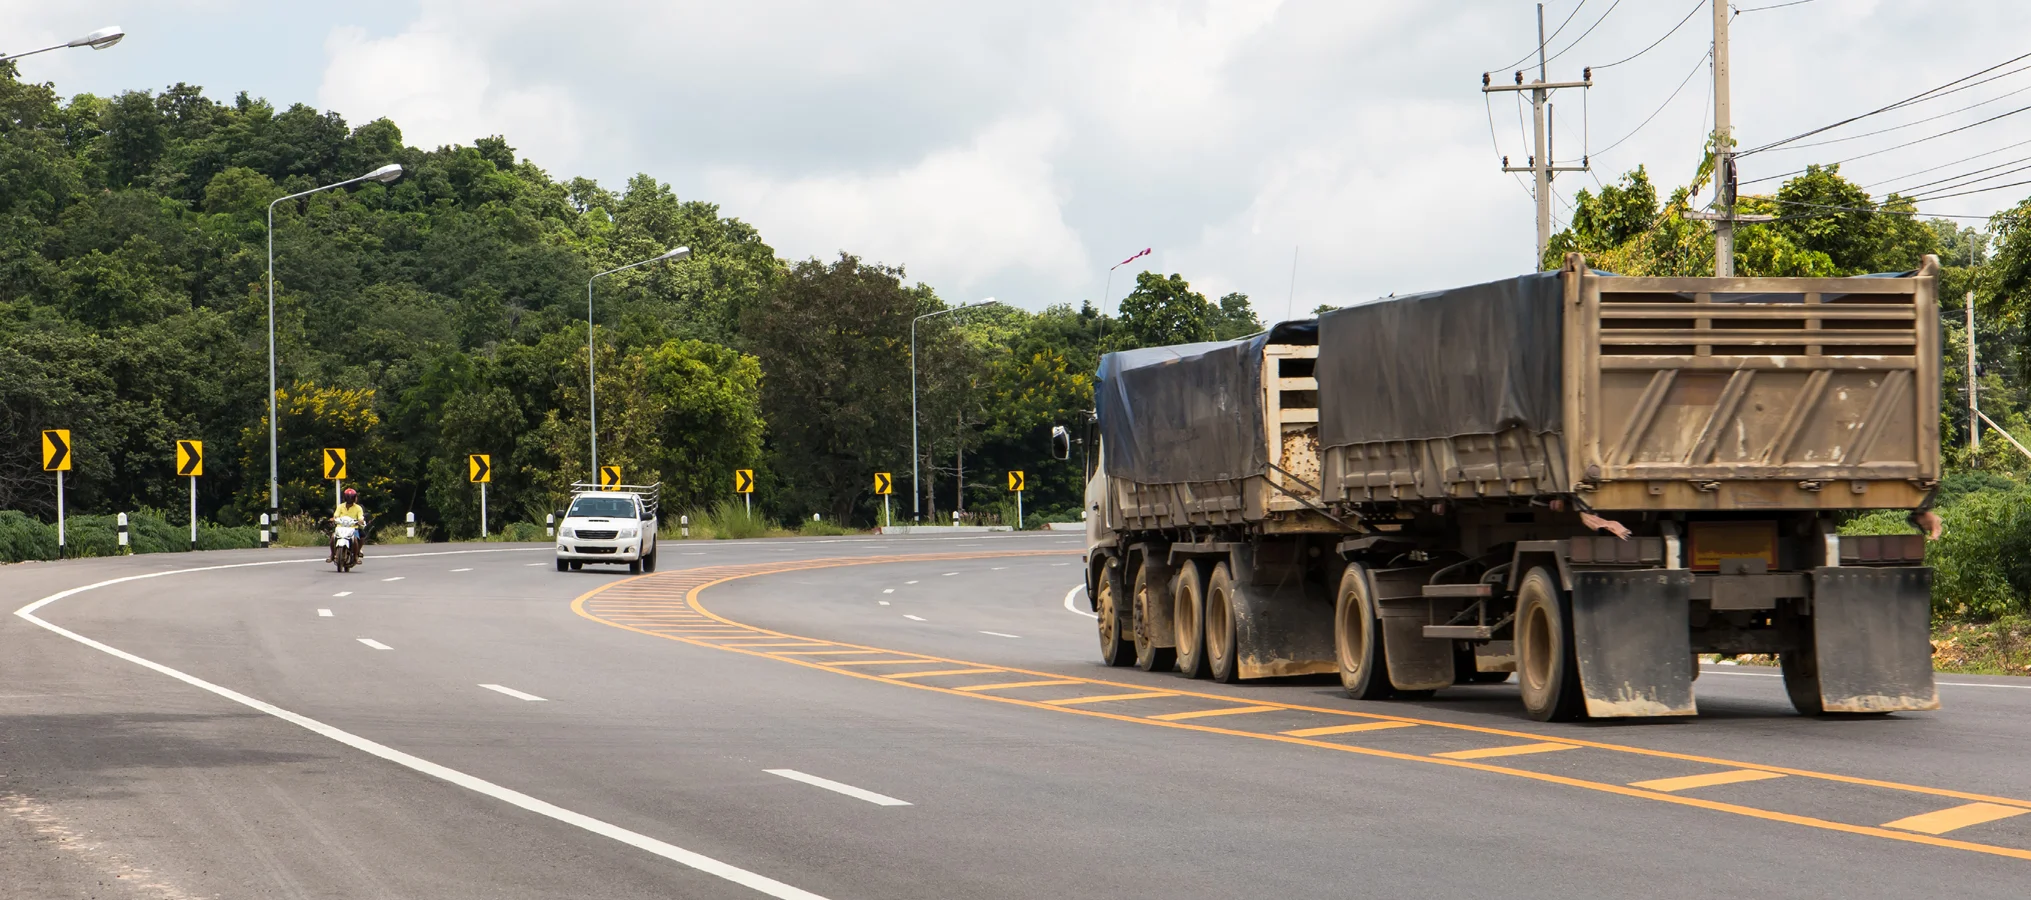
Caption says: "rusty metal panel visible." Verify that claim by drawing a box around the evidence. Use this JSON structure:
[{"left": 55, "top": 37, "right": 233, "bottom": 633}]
[{"left": 1576, "top": 257, "right": 1941, "bottom": 511}]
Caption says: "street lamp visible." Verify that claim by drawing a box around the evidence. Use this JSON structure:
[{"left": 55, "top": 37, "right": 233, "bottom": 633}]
[
  {"left": 912, "top": 298, "right": 1001, "bottom": 520},
  {"left": 588, "top": 246, "right": 690, "bottom": 478},
  {"left": 266, "top": 164, "right": 404, "bottom": 517},
  {"left": 0, "top": 25, "right": 125, "bottom": 62}
]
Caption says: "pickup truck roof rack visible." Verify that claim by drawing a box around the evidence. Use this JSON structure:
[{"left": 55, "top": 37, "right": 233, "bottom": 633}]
[{"left": 569, "top": 482, "right": 661, "bottom": 519}]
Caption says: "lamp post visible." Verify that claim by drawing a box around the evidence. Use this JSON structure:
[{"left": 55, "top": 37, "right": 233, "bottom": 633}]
[
  {"left": 0, "top": 25, "right": 124, "bottom": 62},
  {"left": 912, "top": 298, "right": 999, "bottom": 520},
  {"left": 266, "top": 164, "right": 403, "bottom": 517},
  {"left": 588, "top": 247, "right": 690, "bottom": 478}
]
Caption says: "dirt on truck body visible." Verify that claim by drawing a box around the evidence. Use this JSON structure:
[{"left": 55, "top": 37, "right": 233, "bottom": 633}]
[{"left": 1084, "top": 252, "right": 1942, "bottom": 720}]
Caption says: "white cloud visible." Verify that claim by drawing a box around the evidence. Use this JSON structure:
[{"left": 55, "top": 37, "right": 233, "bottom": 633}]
[
  {"left": 317, "top": 23, "right": 587, "bottom": 171},
  {"left": 705, "top": 113, "right": 1090, "bottom": 299}
]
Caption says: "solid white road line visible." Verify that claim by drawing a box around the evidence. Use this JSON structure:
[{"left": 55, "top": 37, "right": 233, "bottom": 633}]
[
  {"left": 479, "top": 684, "right": 547, "bottom": 702},
  {"left": 1701, "top": 669, "right": 2031, "bottom": 690},
  {"left": 451, "top": 567, "right": 473, "bottom": 572},
  {"left": 14, "top": 554, "right": 835, "bottom": 900},
  {"left": 317, "top": 609, "right": 333, "bottom": 617},
  {"left": 1064, "top": 584, "right": 1096, "bottom": 618},
  {"left": 381, "top": 576, "right": 404, "bottom": 582},
  {"left": 980, "top": 631, "right": 1021, "bottom": 639},
  {"left": 763, "top": 769, "right": 911, "bottom": 807},
  {"left": 904, "top": 614, "right": 926, "bottom": 621},
  {"left": 358, "top": 638, "right": 392, "bottom": 650},
  {"left": 333, "top": 591, "right": 352, "bottom": 598}
]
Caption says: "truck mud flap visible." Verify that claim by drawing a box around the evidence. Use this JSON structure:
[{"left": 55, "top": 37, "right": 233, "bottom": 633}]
[
  {"left": 1378, "top": 604, "right": 1455, "bottom": 691},
  {"left": 1571, "top": 570, "right": 1696, "bottom": 718},
  {"left": 1228, "top": 546, "right": 1337, "bottom": 680},
  {"left": 1808, "top": 567, "right": 1939, "bottom": 713}
]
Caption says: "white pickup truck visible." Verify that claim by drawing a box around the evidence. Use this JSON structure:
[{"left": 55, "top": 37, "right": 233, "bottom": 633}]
[{"left": 554, "top": 484, "right": 660, "bottom": 574}]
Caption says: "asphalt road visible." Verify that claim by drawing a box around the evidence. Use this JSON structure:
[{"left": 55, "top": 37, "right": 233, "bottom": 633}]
[{"left": 3, "top": 533, "right": 2029, "bottom": 899}]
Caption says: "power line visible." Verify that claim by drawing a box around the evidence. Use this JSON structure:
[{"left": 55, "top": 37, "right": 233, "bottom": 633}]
[
  {"left": 1540, "top": 0, "right": 1624, "bottom": 69},
  {"left": 1865, "top": 137, "right": 2031, "bottom": 191},
  {"left": 1740, "top": 100, "right": 2031, "bottom": 186},
  {"left": 1492, "top": 0, "right": 1588, "bottom": 73},
  {"left": 1892, "top": 155, "right": 2031, "bottom": 199},
  {"left": 1908, "top": 174, "right": 2031, "bottom": 204},
  {"left": 1736, "top": 0, "right": 1818, "bottom": 11},
  {"left": 1766, "top": 79, "right": 2031, "bottom": 153},
  {"left": 1738, "top": 50, "right": 2031, "bottom": 157},
  {"left": 1760, "top": 197, "right": 2003, "bottom": 221},
  {"left": 1594, "top": 49, "right": 1711, "bottom": 156},
  {"left": 1593, "top": 0, "right": 1704, "bottom": 70},
  {"left": 1485, "top": 92, "right": 1537, "bottom": 201}
]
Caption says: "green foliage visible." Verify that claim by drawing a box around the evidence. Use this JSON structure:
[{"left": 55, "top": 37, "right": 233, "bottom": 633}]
[
  {"left": 0, "top": 508, "right": 258, "bottom": 562},
  {"left": 1114, "top": 272, "right": 1257, "bottom": 349},
  {"left": 1842, "top": 473, "right": 2031, "bottom": 621},
  {"left": 682, "top": 500, "right": 778, "bottom": 540},
  {"left": 798, "top": 517, "right": 855, "bottom": 536}
]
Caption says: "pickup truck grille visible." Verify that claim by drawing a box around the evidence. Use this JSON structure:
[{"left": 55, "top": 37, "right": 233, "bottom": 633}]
[{"left": 575, "top": 530, "right": 619, "bottom": 540}]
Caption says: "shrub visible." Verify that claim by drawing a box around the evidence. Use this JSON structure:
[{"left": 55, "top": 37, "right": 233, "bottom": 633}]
[
  {"left": 494, "top": 521, "right": 548, "bottom": 542},
  {"left": 1843, "top": 475, "right": 2031, "bottom": 620},
  {"left": 0, "top": 510, "right": 58, "bottom": 561},
  {"left": 797, "top": 517, "right": 855, "bottom": 536}
]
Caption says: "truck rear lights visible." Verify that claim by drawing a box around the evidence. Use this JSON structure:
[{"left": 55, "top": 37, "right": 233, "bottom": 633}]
[{"left": 1838, "top": 533, "right": 1926, "bottom": 566}]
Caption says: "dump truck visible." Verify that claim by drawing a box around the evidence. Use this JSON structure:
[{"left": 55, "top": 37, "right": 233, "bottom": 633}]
[{"left": 1083, "top": 253, "right": 1942, "bottom": 720}]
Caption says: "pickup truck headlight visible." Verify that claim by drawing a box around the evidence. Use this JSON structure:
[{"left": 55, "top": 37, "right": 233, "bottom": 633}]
[
  {"left": 616, "top": 525, "right": 639, "bottom": 538},
  {"left": 558, "top": 527, "right": 575, "bottom": 539}
]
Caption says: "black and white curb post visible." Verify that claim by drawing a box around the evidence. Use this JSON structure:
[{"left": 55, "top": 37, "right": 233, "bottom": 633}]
[
  {"left": 117, "top": 512, "right": 128, "bottom": 554},
  {"left": 406, "top": 511, "right": 416, "bottom": 539},
  {"left": 259, "top": 513, "right": 271, "bottom": 549}
]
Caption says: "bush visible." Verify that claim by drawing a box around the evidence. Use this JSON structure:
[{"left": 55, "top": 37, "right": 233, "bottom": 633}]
[
  {"left": 1843, "top": 474, "right": 2031, "bottom": 620},
  {"left": 674, "top": 500, "right": 779, "bottom": 540},
  {"left": 0, "top": 510, "right": 259, "bottom": 562},
  {"left": 797, "top": 517, "right": 855, "bottom": 536},
  {"left": 0, "top": 510, "right": 58, "bottom": 561},
  {"left": 493, "top": 521, "right": 548, "bottom": 542}
]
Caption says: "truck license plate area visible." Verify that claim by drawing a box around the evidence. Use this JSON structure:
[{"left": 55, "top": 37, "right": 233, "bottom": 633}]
[{"left": 1688, "top": 521, "right": 1778, "bottom": 572}]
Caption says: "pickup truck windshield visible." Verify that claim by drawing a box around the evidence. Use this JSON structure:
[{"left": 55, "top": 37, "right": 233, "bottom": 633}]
[{"left": 567, "top": 496, "right": 637, "bottom": 518}]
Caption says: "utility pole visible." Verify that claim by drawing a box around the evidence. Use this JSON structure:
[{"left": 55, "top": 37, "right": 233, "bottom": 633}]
[
  {"left": 1712, "top": 0, "right": 1736, "bottom": 277},
  {"left": 1968, "top": 286, "right": 1980, "bottom": 453},
  {"left": 1484, "top": 3, "right": 1591, "bottom": 268}
]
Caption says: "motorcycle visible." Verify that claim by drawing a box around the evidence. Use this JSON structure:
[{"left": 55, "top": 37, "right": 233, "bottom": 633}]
[{"left": 331, "top": 515, "right": 363, "bottom": 573}]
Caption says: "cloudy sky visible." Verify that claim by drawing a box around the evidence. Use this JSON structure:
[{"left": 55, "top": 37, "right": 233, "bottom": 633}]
[{"left": 8, "top": 1, "right": 2029, "bottom": 316}]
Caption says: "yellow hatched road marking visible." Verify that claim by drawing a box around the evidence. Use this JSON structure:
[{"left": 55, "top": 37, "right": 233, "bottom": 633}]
[
  {"left": 1043, "top": 692, "right": 1175, "bottom": 706},
  {"left": 886, "top": 668, "right": 1005, "bottom": 679},
  {"left": 1632, "top": 770, "right": 1788, "bottom": 792},
  {"left": 1883, "top": 803, "right": 2031, "bottom": 835},
  {"left": 1283, "top": 722, "right": 1419, "bottom": 737},
  {"left": 566, "top": 552, "right": 2031, "bottom": 866},
  {"left": 1149, "top": 705, "right": 1281, "bottom": 721},
  {"left": 711, "top": 642, "right": 833, "bottom": 648},
  {"left": 828, "top": 659, "right": 943, "bottom": 667},
  {"left": 773, "top": 650, "right": 888, "bottom": 656},
  {"left": 954, "top": 680, "right": 1082, "bottom": 692},
  {"left": 1432, "top": 742, "right": 1577, "bottom": 760}
]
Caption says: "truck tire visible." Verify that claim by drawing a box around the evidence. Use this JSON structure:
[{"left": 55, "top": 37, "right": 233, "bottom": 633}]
[
  {"left": 1206, "top": 562, "right": 1241, "bottom": 684},
  {"left": 1095, "top": 562, "right": 1135, "bottom": 667},
  {"left": 1132, "top": 562, "right": 1175, "bottom": 673},
  {"left": 1334, "top": 563, "right": 1392, "bottom": 700},
  {"left": 1173, "top": 559, "right": 1209, "bottom": 679},
  {"left": 1516, "top": 566, "right": 1586, "bottom": 722},
  {"left": 642, "top": 544, "right": 658, "bottom": 573},
  {"left": 628, "top": 560, "right": 642, "bottom": 575},
  {"left": 556, "top": 558, "right": 568, "bottom": 573},
  {"left": 1780, "top": 626, "right": 1825, "bottom": 716}
]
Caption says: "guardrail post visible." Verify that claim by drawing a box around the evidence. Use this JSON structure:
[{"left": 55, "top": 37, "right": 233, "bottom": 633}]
[
  {"left": 117, "top": 512, "right": 129, "bottom": 554},
  {"left": 259, "top": 512, "right": 270, "bottom": 549},
  {"left": 545, "top": 513, "right": 555, "bottom": 538},
  {"left": 680, "top": 514, "right": 689, "bottom": 539},
  {"left": 407, "top": 510, "right": 416, "bottom": 539}
]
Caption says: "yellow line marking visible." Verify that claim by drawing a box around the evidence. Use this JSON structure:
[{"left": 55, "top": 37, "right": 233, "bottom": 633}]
[
  {"left": 954, "top": 679, "right": 1083, "bottom": 692},
  {"left": 565, "top": 553, "right": 2031, "bottom": 865},
  {"left": 886, "top": 668, "right": 1005, "bottom": 679},
  {"left": 710, "top": 642, "right": 833, "bottom": 648},
  {"left": 773, "top": 650, "right": 888, "bottom": 656},
  {"left": 1631, "top": 770, "right": 1789, "bottom": 792},
  {"left": 827, "top": 659, "right": 944, "bottom": 667},
  {"left": 1042, "top": 692, "right": 1176, "bottom": 706},
  {"left": 1282, "top": 722, "right": 1419, "bottom": 737},
  {"left": 1149, "top": 705, "right": 1282, "bottom": 721},
  {"left": 1883, "top": 803, "right": 2031, "bottom": 835},
  {"left": 1433, "top": 742, "right": 1577, "bottom": 760}
]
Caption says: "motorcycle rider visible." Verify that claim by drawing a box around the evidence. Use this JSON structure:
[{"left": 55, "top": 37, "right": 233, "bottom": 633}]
[{"left": 331, "top": 488, "right": 368, "bottom": 565}]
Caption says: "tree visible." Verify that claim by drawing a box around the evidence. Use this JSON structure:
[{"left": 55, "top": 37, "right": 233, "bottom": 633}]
[{"left": 1115, "top": 271, "right": 1211, "bottom": 349}]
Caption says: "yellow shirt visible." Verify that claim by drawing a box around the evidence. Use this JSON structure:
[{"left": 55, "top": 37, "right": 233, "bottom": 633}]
[{"left": 334, "top": 502, "right": 366, "bottom": 523}]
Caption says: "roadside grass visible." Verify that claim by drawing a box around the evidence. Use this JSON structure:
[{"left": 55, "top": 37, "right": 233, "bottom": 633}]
[{"left": 665, "top": 501, "right": 792, "bottom": 540}]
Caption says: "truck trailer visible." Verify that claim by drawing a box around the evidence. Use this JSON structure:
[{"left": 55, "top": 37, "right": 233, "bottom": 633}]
[{"left": 1083, "top": 253, "right": 1942, "bottom": 720}]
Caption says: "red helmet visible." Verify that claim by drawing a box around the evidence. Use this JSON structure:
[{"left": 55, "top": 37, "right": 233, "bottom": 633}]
[{"left": 342, "top": 488, "right": 358, "bottom": 501}]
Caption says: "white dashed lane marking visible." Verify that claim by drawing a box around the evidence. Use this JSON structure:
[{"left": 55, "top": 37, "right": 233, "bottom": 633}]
[
  {"left": 358, "top": 638, "right": 393, "bottom": 650},
  {"left": 904, "top": 615, "right": 926, "bottom": 622},
  {"left": 980, "top": 631, "right": 1021, "bottom": 639},
  {"left": 317, "top": 609, "right": 333, "bottom": 617},
  {"left": 333, "top": 591, "right": 352, "bottom": 598},
  {"left": 479, "top": 684, "right": 548, "bottom": 702},
  {"left": 381, "top": 576, "right": 405, "bottom": 582}
]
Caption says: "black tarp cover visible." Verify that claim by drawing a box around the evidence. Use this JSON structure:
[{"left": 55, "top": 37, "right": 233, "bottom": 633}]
[
  {"left": 1317, "top": 271, "right": 1564, "bottom": 447},
  {"left": 1095, "top": 336, "right": 1270, "bottom": 485}
]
